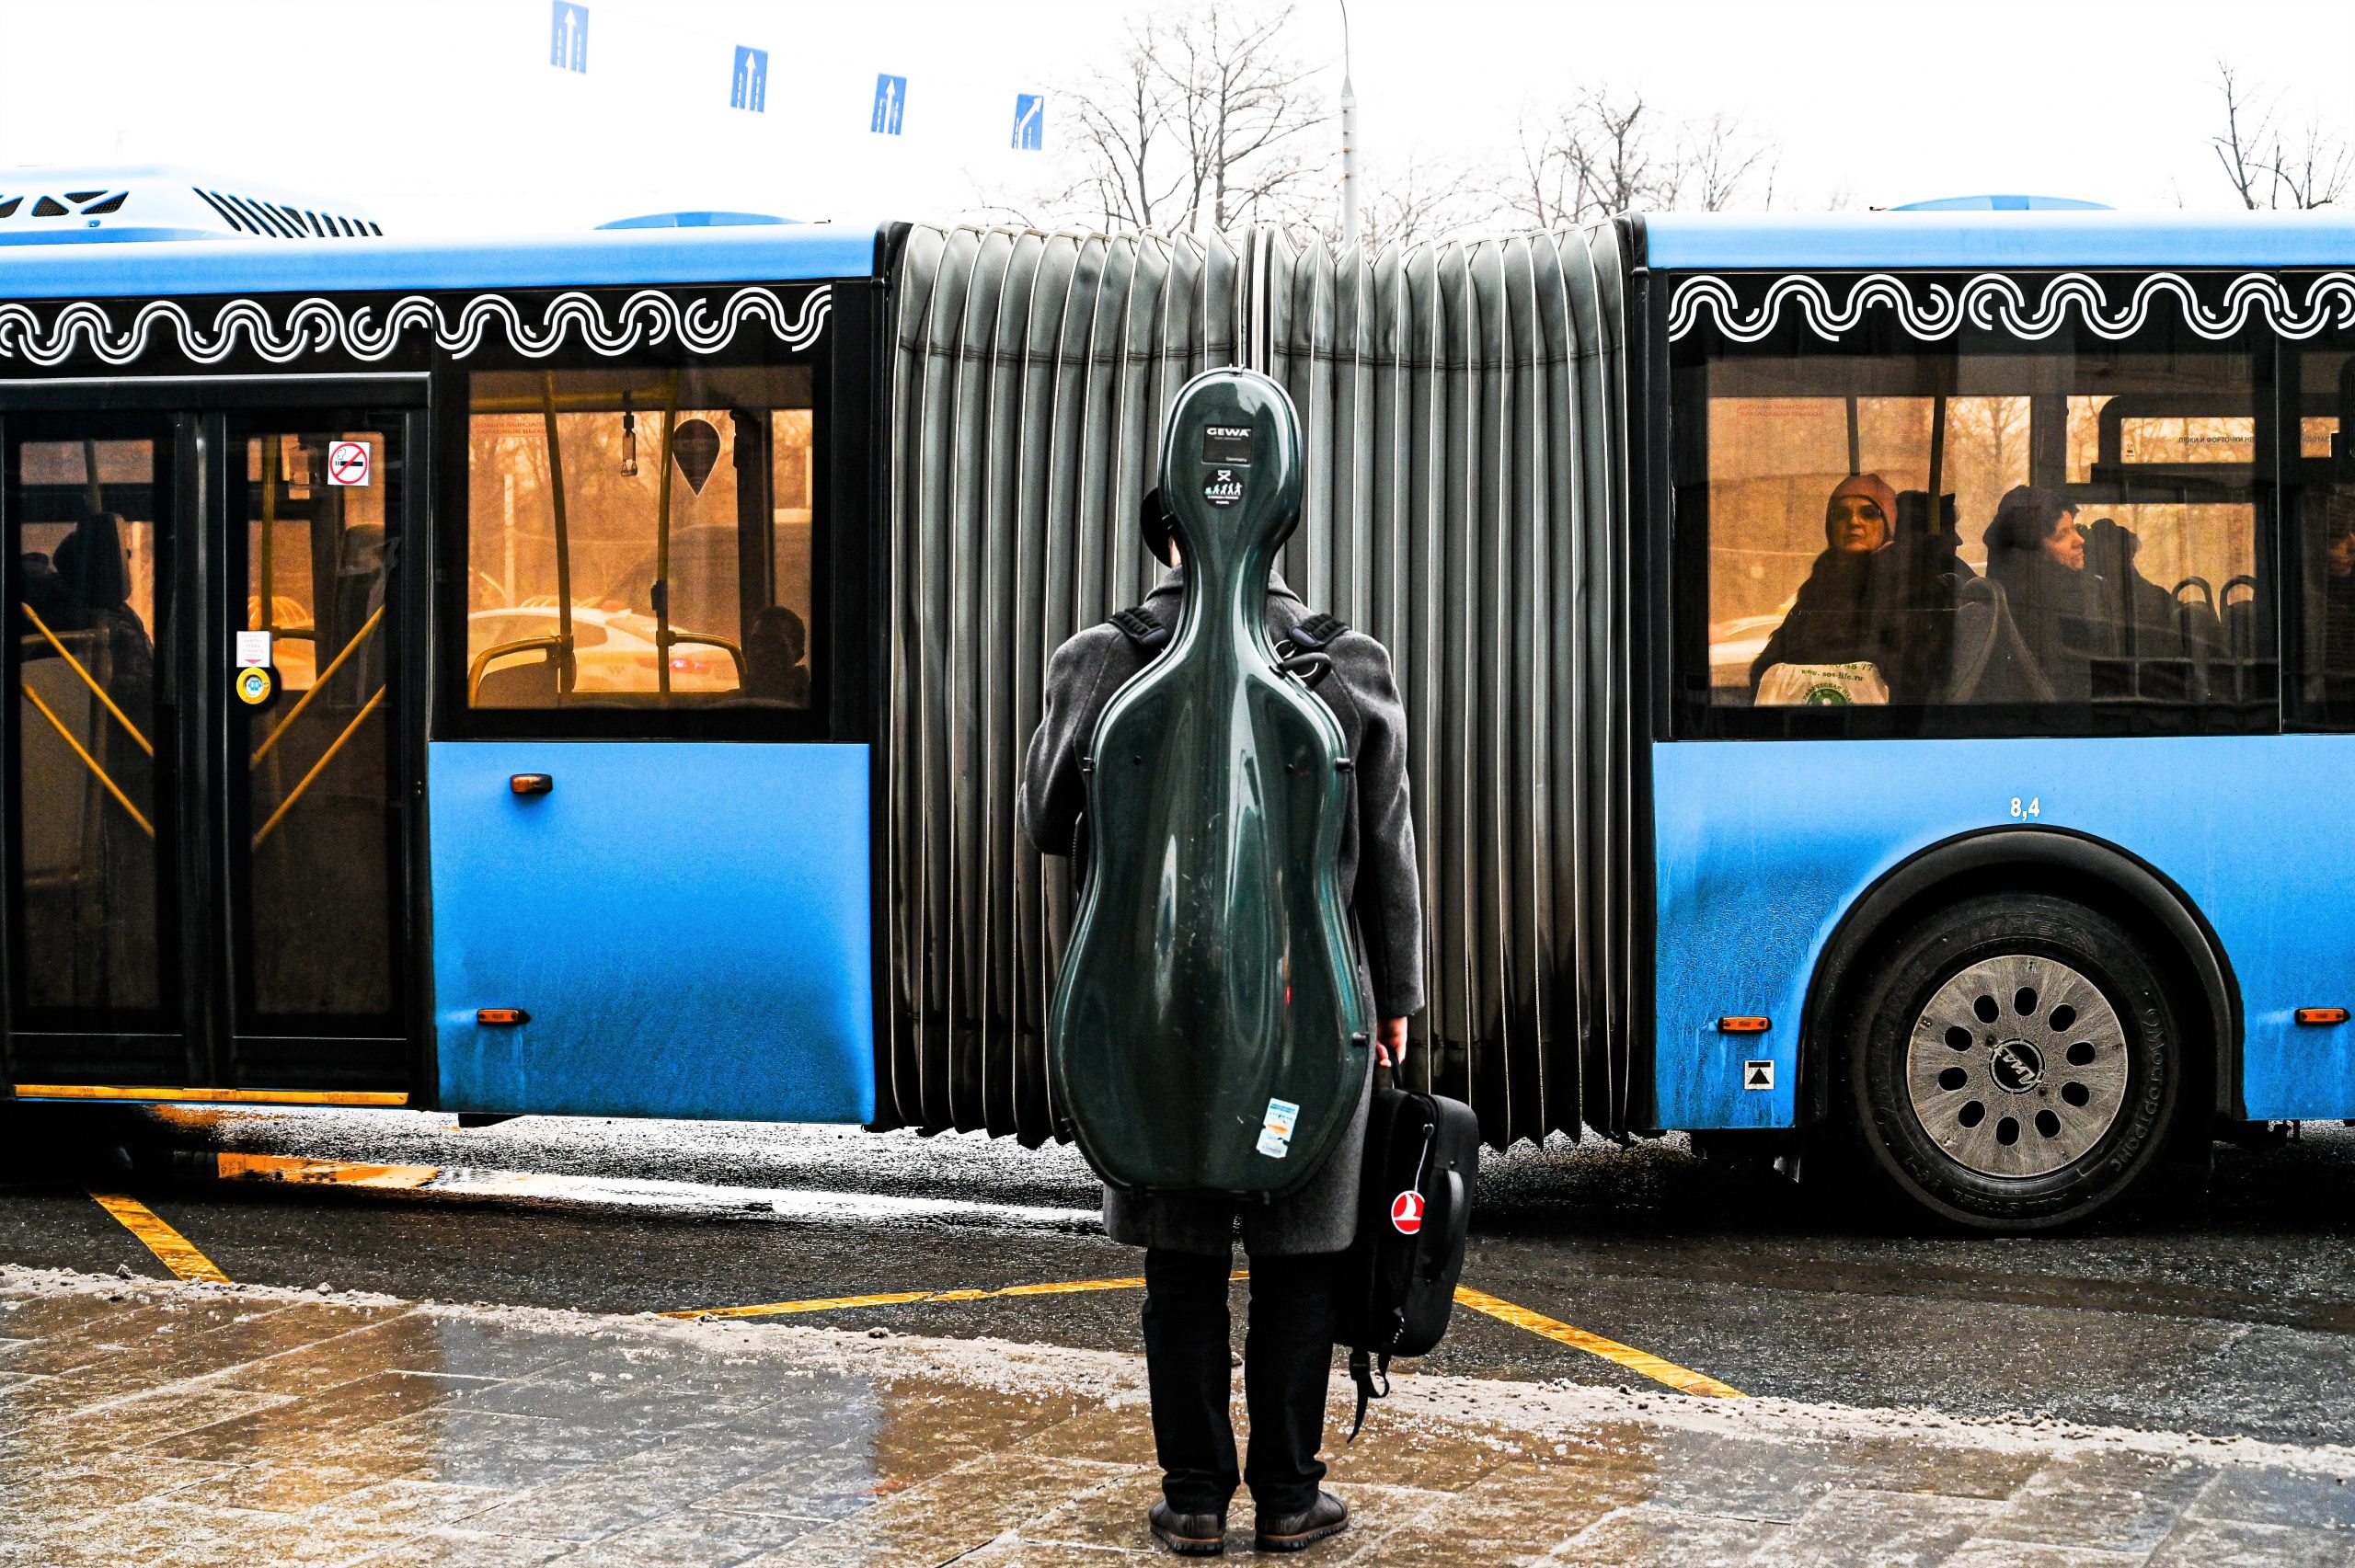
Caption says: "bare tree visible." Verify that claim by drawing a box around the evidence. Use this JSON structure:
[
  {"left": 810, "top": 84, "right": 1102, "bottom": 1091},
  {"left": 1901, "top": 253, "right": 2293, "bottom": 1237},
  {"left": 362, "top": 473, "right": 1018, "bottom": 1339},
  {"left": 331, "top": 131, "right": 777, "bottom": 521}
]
[
  {"left": 2211, "top": 61, "right": 2350, "bottom": 211},
  {"left": 1667, "top": 113, "right": 1774, "bottom": 213},
  {"left": 1051, "top": 22, "right": 1192, "bottom": 230},
  {"left": 1015, "top": 1, "right": 1328, "bottom": 234},
  {"left": 1311, "top": 154, "right": 1490, "bottom": 250},
  {"left": 1162, "top": 4, "right": 1327, "bottom": 229},
  {"left": 1490, "top": 88, "right": 1775, "bottom": 227}
]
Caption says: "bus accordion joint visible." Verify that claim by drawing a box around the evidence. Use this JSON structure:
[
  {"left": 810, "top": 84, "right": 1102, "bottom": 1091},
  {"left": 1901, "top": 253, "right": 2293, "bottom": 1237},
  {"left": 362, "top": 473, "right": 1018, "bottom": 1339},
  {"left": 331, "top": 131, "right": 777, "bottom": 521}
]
[
  {"left": 1718, "top": 1016, "right": 1772, "bottom": 1034},
  {"left": 509, "top": 773, "right": 553, "bottom": 795},
  {"left": 2295, "top": 1008, "right": 2349, "bottom": 1026},
  {"left": 477, "top": 1008, "right": 531, "bottom": 1026}
]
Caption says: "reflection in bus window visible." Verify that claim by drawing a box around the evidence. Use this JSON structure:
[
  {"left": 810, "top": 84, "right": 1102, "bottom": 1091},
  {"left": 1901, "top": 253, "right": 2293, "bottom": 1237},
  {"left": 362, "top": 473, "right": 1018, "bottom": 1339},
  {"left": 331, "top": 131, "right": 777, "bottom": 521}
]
[
  {"left": 465, "top": 368, "right": 816, "bottom": 709},
  {"left": 1694, "top": 340, "right": 2265, "bottom": 721},
  {"left": 2295, "top": 345, "right": 2355, "bottom": 718},
  {"left": 9, "top": 436, "right": 167, "bottom": 1016}
]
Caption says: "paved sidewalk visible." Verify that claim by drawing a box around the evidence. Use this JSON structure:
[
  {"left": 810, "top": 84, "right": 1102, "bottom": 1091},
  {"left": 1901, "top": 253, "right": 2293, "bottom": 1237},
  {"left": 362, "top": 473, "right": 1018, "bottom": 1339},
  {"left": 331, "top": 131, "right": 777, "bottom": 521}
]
[{"left": 4, "top": 1266, "right": 2352, "bottom": 1566}]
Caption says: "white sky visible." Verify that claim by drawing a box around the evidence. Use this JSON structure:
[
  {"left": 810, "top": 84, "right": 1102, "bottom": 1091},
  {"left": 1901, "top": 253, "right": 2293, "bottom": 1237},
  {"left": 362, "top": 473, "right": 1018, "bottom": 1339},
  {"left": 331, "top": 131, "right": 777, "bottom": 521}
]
[{"left": 0, "top": 0, "right": 2348, "bottom": 235}]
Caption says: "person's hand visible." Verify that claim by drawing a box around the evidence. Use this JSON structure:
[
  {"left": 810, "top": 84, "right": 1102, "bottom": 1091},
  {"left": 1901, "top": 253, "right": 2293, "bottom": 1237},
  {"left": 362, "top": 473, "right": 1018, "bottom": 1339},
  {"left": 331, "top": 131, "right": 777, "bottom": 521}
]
[{"left": 1374, "top": 1016, "right": 1409, "bottom": 1070}]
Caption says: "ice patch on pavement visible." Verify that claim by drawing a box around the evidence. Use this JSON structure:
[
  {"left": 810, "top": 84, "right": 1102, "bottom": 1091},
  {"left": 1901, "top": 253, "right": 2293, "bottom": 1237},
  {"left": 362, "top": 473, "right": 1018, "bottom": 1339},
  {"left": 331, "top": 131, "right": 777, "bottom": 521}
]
[{"left": 10, "top": 1263, "right": 2354, "bottom": 1483}]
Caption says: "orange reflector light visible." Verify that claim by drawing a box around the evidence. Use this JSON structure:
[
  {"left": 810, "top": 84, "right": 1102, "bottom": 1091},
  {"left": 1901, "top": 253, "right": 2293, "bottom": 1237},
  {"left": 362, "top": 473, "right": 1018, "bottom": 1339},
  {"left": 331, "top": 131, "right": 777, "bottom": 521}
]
[
  {"left": 1718, "top": 1016, "right": 1771, "bottom": 1034},
  {"left": 510, "top": 773, "right": 553, "bottom": 795},
  {"left": 2295, "top": 1007, "right": 2349, "bottom": 1026},
  {"left": 477, "top": 1008, "right": 531, "bottom": 1026}
]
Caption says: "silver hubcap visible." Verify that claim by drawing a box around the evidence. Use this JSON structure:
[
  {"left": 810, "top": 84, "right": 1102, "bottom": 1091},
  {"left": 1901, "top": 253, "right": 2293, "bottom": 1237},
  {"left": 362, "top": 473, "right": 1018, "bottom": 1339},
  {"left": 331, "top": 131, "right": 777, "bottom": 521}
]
[{"left": 1906, "top": 955, "right": 2130, "bottom": 1179}]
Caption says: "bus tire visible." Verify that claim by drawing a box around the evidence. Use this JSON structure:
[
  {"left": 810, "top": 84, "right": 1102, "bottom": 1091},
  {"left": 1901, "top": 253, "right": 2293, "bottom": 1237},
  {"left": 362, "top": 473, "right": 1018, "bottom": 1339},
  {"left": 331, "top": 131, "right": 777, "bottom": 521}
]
[{"left": 1845, "top": 892, "right": 2177, "bottom": 1230}]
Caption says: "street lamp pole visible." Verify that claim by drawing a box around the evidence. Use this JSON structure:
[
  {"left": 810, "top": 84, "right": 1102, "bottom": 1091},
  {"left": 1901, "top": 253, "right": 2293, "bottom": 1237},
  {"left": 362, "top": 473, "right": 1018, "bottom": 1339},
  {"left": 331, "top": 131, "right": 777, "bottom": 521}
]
[{"left": 1338, "top": 0, "right": 1359, "bottom": 247}]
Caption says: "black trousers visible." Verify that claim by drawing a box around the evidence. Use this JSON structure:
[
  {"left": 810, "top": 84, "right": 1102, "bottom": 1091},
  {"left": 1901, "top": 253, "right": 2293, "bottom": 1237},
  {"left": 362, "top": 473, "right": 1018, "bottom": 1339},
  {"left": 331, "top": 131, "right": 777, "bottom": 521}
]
[{"left": 1142, "top": 1247, "right": 1338, "bottom": 1516}]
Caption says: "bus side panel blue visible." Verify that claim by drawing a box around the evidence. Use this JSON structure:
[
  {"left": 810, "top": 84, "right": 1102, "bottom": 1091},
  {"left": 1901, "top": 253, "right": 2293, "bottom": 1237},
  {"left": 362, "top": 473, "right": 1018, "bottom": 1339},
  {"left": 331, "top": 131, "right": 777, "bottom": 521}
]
[
  {"left": 1642, "top": 211, "right": 2355, "bottom": 271},
  {"left": 1653, "top": 737, "right": 2355, "bottom": 1130},
  {"left": 429, "top": 741, "right": 874, "bottom": 1123}
]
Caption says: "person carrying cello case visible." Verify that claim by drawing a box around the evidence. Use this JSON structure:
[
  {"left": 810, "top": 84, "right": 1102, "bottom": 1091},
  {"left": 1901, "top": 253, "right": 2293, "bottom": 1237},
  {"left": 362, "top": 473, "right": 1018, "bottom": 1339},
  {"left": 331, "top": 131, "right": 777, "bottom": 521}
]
[{"left": 1020, "top": 369, "right": 1426, "bottom": 1556}]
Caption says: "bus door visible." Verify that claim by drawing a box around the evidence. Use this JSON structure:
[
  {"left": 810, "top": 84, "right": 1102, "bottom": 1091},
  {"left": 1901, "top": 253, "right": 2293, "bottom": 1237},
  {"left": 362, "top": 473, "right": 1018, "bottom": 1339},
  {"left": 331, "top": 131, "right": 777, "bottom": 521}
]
[{"left": 3, "top": 391, "right": 424, "bottom": 1100}]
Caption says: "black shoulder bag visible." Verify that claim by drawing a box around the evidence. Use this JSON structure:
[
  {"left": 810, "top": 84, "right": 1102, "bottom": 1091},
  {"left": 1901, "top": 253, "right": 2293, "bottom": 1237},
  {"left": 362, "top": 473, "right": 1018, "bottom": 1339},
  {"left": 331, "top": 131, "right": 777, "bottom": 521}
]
[{"left": 1336, "top": 1069, "right": 1480, "bottom": 1439}]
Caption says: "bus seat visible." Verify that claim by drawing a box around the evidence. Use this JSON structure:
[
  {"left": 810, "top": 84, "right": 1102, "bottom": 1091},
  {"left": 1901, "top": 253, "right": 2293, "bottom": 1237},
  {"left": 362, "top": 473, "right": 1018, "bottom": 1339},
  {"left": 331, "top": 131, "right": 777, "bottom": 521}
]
[
  {"left": 473, "top": 654, "right": 560, "bottom": 708},
  {"left": 2221, "top": 576, "right": 2259, "bottom": 658},
  {"left": 1944, "top": 577, "right": 2056, "bottom": 703}
]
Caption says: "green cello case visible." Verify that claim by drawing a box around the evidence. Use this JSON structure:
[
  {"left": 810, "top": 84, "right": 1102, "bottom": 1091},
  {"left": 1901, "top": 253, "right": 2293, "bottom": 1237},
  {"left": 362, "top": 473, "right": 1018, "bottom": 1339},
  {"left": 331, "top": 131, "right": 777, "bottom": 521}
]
[{"left": 1048, "top": 367, "right": 1371, "bottom": 1195}]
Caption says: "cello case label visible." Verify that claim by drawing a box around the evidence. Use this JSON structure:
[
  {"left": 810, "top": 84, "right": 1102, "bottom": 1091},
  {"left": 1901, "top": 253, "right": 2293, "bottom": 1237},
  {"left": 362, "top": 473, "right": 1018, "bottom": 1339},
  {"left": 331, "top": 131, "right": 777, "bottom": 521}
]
[{"left": 1258, "top": 1096, "right": 1301, "bottom": 1158}]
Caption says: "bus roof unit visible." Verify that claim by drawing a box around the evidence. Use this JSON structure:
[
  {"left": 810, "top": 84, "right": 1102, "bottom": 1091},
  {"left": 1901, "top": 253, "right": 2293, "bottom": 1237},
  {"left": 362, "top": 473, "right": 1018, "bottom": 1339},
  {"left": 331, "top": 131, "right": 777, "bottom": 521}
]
[{"left": 0, "top": 165, "right": 382, "bottom": 246}]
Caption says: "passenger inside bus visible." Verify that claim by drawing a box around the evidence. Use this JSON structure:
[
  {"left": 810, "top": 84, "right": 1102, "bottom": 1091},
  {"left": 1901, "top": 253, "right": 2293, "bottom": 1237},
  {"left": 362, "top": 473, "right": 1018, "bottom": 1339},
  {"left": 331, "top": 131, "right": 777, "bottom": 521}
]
[
  {"left": 1979, "top": 486, "right": 2098, "bottom": 701},
  {"left": 745, "top": 605, "right": 810, "bottom": 704},
  {"left": 2321, "top": 497, "right": 2355, "bottom": 676},
  {"left": 43, "top": 512, "right": 154, "bottom": 691},
  {"left": 2082, "top": 516, "right": 2185, "bottom": 660},
  {"left": 1747, "top": 472, "right": 1901, "bottom": 699}
]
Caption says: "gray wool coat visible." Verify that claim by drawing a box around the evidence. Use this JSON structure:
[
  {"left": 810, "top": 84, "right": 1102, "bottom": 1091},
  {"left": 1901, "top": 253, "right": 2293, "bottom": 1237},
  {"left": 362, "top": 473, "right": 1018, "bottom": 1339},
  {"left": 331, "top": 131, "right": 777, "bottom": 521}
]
[{"left": 1017, "top": 569, "right": 1425, "bottom": 1257}]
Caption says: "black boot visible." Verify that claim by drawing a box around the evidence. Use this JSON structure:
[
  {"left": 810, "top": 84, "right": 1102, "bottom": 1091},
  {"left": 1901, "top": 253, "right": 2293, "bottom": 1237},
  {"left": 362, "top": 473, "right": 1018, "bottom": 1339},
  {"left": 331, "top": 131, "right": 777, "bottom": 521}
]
[
  {"left": 1149, "top": 1500, "right": 1228, "bottom": 1556},
  {"left": 1255, "top": 1490, "right": 1348, "bottom": 1552}
]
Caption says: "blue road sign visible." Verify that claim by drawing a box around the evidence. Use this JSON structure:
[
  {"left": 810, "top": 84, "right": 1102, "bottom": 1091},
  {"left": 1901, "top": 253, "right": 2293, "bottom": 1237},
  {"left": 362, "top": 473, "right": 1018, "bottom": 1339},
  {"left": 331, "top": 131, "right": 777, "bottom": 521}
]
[
  {"left": 871, "top": 74, "right": 907, "bottom": 136},
  {"left": 1012, "top": 93, "right": 1045, "bottom": 151},
  {"left": 549, "top": 2, "right": 589, "bottom": 73},
  {"left": 731, "top": 45, "right": 768, "bottom": 112}
]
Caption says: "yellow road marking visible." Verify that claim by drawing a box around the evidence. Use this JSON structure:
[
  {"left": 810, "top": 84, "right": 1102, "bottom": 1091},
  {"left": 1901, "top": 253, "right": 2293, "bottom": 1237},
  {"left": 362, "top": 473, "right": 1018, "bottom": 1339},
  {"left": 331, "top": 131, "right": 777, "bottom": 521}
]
[
  {"left": 666, "top": 1275, "right": 1153, "bottom": 1321},
  {"left": 214, "top": 1153, "right": 440, "bottom": 1189},
  {"left": 1453, "top": 1285, "right": 1745, "bottom": 1399},
  {"left": 13, "top": 1084, "right": 408, "bottom": 1106},
  {"left": 91, "top": 1147, "right": 1742, "bottom": 1402},
  {"left": 88, "top": 1194, "right": 230, "bottom": 1285}
]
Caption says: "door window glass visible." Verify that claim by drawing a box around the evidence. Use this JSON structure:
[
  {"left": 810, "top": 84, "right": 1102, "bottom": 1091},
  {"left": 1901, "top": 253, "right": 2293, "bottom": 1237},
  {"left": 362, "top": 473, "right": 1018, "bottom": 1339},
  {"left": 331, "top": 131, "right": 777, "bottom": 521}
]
[
  {"left": 7, "top": 432, "right": 171, "bottom": 1021},
  {"left": 465, "top": 368, "right": 817, "bottom": 710},
  {"left": 237, "top": 429, "right": 396, "bottom": 1025}
]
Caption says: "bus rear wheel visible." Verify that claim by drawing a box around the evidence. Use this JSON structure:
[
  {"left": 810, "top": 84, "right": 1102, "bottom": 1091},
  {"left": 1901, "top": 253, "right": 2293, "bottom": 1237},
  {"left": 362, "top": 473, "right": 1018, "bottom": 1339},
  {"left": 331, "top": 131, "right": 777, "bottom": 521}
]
[{"left": 1846, "top": 893, "right": 2177, "bottom": 1230}]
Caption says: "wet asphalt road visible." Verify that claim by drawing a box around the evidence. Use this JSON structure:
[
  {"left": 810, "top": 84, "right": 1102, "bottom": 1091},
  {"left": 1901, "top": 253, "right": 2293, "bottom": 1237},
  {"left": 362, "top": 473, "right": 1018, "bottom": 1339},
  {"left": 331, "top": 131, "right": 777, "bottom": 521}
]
[{"left": 5, "top": 1101, "right": 2354, "bottom": 1449}]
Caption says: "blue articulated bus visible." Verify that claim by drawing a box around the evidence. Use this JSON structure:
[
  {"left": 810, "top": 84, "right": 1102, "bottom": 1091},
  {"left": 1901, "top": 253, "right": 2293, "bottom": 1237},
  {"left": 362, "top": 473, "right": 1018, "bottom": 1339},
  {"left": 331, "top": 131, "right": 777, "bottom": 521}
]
[{"left": 3, "top": 169, "right": 2351, "bottom": 1230}]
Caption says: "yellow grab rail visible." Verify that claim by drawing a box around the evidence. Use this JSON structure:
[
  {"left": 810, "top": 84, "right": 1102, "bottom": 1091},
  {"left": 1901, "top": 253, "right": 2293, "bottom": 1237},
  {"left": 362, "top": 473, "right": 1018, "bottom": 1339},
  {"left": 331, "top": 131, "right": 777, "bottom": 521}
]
[
  {"left": 18, "top": 680, "right": 154, "bottom": 837},
  {"left": 466, "top": 633, "right": 567, "bottom": 706},
  {"left": 657, "top": 627, "right": 747, "bottom": 683},
  {"left": 18, "top": 601, "right": 152, "bottom": 758},
  {"left": 249, "top": 603, "right": 385, "bottom": 767},
  {"left": 251, "top": 685, "right": 384, "bottom": 850}
]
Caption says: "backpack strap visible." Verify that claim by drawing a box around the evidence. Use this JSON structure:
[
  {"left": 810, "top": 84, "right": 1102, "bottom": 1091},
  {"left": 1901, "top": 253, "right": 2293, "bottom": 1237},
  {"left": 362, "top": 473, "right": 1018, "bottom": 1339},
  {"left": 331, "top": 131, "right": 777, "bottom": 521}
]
[
  {"left": 1108, "top": 605, "right": 1169, "bottom": 656},
  {"left": 1344, "top": 1347, "right": 1392, "bottom": 1444},
  {"left": 1285, "top": 611, "right": 1349, "bottom": 653}
]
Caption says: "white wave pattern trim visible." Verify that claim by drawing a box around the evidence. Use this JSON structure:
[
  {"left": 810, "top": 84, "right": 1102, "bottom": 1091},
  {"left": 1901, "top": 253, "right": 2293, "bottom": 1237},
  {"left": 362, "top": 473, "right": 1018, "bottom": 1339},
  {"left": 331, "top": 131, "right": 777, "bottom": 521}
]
[
  {"left": 0, "top": 283, "right": 832, "bottom": 368},
  {"left": 1668, "top": 270, "right": 2355, "bottom": 344}
]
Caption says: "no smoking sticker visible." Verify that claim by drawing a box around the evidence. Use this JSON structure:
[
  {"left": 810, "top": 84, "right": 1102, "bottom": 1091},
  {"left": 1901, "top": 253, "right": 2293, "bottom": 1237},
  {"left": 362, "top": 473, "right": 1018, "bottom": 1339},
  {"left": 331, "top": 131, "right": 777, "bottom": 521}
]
[{"left": 327, "top": 440, "right": 373, "bottom": 486}]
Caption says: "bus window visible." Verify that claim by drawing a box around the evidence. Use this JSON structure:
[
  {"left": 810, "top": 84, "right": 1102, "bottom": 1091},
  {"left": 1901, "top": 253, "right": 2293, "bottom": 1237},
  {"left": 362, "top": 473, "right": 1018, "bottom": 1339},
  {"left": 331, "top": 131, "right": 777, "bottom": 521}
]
[
  {"left": 465, "top": 367, "right": 816, "bottom": 711},
  {"left": 1683, "top": 324, "right": 2266, "bottom": 733},
  {"left": 2290, "top": 341, "right": 2355, "bottom": 727}
]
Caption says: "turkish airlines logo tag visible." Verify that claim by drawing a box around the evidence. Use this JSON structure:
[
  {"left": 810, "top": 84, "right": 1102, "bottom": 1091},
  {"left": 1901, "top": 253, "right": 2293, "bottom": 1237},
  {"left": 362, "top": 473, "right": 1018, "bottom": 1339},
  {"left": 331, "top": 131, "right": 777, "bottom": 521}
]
[{"left": 1389, "top": 1189, "right": 1424, "bottom": 1235}]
